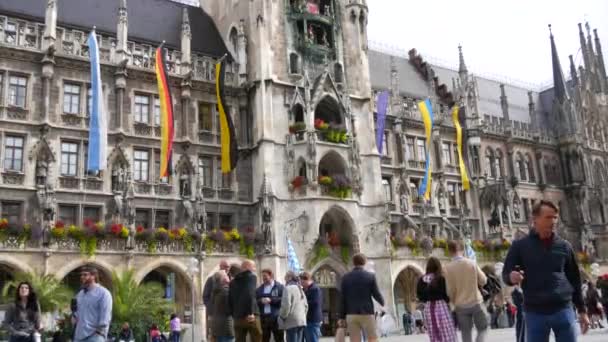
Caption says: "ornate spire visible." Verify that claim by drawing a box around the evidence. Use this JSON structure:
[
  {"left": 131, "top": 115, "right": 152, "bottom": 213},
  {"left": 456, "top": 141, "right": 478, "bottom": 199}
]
[
  {"left": 116, "top": 0, "right": 129, "bottom": 62},
  {"left": 549, "top": 24, "right": 569, "bottom": 103},
  {"left": 500, "top": 84, "right": 510, "bottom": 123},
  {"left": 569, "top": 55, "right": 578, "bottom": 85},
  {"left": 579, "top": 23, "right": 591, "bottom": 72},
  {"left": 42, "top": 0, "right": 57, "bottom": 50},
  {"left": 527, "top": 91, "right": 537, "bottom": 131},
  {"left": 181, "top": 7, "right": 192, "bottom": 69},
  {"left": 593, "top": 28, "right": 607, "bottom": 92},
  {"left": 458, "top": 44, "right": 468, "bottom": 78}
]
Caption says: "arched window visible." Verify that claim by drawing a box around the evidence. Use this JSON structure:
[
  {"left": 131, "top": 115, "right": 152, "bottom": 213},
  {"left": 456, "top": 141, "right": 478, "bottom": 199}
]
[
  {"left": 485, "top": 148, "right": 495, "bottom": 178},
  {"left": 292, "top": 104, "right": 304, "bottom": 123},
  {"left": 289, "top": 53, "right": 299, "bottom": 74},
  {"left": 593, "top": 160, "right": 606, "bottom": 187},
  {"left": 516, "top": 153, "right": 526, "bottom": 181},
  {"left": 526, "top": 154, "right": 536, "bottom": 182},
  {"left": 495, "top": 149, "right": 504, "bottom": 178},
  {"left": 229, "top": 27, "right": 238, "bottom": 61}
]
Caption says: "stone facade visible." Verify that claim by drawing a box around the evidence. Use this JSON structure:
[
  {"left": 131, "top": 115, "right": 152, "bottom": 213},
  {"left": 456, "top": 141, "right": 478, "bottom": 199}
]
[{"left": 0, "top": 0, "right": 607, "bottom": 338}]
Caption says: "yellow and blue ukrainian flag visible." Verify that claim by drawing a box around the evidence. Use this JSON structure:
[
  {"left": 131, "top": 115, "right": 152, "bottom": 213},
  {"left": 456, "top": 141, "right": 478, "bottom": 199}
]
[{"left": 417, "top": 99, "right": 434, "bottom": 200}]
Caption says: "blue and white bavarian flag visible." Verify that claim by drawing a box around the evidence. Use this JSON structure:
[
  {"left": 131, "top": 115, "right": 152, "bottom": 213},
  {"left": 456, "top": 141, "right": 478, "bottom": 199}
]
[
  {"left": 86, "top": 30, "right": 107, "bottom": 171},
  {"left": 464, "top": 238, "right": 477, "bottom": 263},
  {"left": 286, "top": 238, "right": 301, "bottom": 273}
]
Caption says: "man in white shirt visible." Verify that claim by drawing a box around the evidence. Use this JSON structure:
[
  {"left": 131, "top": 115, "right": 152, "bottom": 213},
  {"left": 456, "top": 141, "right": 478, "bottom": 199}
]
[{"left": 256, "top": 269, "right": 284, "bottom": 342}]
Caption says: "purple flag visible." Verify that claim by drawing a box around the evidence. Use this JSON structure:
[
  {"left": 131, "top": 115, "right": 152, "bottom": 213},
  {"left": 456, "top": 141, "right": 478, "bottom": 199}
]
[{"left": 375, "top": 91, "right": 390, "bottom": 154}]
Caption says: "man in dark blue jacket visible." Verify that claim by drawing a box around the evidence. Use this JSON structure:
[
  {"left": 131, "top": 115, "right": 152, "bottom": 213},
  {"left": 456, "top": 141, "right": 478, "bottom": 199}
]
[
  {"left": 300, "top": 272, "right": 323, "bottom": 342},
  {"left": 339, "top": 253, "right": 384, "bottom": 342},
  {"left": 502, "top": 200, "right": 589, "bottom": 342},
  {"left": 256, "top": 269, "right": 284, "bottom": 342}
]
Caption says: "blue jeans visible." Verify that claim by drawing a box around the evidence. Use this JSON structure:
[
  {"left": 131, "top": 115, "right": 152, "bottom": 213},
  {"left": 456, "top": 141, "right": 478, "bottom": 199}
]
[
  {"left": 216, "top": 336, "right": 235, "bottom": 342},
  {"left": 171, "top": 331, "right": 180, "bottom": 342},
  {"left": 285, "top": 327, "right": 304, "bottom": 342},
  {"left": 525, "top": 307, "right": 577, "bottom": 342},
  {"left": 304, "top": 323, "right": 321, "bottom": 342}
]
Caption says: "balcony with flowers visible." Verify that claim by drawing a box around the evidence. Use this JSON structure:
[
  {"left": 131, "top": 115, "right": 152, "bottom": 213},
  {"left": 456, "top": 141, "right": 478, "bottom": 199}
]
[{"left": 0, "top": 217, "right": 261, "bottom": 257}]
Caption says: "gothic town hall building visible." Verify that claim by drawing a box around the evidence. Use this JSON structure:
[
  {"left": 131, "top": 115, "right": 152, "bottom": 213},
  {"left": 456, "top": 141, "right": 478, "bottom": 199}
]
[{"left": 0, "top": 0, "right": 606, "bottom": 337}]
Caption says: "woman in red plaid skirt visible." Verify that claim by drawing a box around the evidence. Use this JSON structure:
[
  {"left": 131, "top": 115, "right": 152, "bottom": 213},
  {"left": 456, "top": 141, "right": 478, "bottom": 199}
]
[{"left": 416, "top": 257, "right": 457, "bottom": 342}]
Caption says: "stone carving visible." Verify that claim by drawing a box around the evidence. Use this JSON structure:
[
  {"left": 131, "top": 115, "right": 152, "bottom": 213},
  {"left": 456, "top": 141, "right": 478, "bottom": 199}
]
[
  {"left": 307, "top": 131, "right": 318, "bottom": 184},
  {"left": 195, "top": 180, "right": 207, "bottom": 232},
  {"left": 111, "top": 165, "right": 127, "bottom": 192},
  {"left": 124, "top": 174, "right": 136, "bottom": 226},
  {"left": 182, "top": 199, "right": 194, "bottom": 229},
  {"left": 581, "top": 225, "right": 596, "bottom": 256},
  {"left": 398, "top": 170, "right": 410, "bottom": 215},
  {"left": 512, "top": 195, "right": 521, "bottom": 221},
  {"left": 436, "top": 178, "right": 446, "bottom": 212},
  {"left": 285, "top": 134, "right": 295, "bottom": 180},
  {"left": 36, "top": 159, "right": 49, "bottom": 187},
  {"left": 314, "top": 267, "right": 337, "bottom": 288},
  {"left": 260, "top": 175, "right": 274, "bottom": 253},
  {"left": 36, "top": 183, "right": 56, "bottom": 246}
]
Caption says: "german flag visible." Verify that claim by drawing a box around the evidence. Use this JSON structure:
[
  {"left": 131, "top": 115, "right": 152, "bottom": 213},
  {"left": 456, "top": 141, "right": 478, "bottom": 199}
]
[
  {"left": 216, "top": 59, "right": 238, "bottom": 173},
  {"left": 155, "top": 45, "right": 174, "bottom": 178}
]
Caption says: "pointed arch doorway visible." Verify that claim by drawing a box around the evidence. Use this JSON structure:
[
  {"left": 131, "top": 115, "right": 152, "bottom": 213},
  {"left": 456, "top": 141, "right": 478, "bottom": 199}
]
[{"left": 393, "top": 265, "right": 423, "bottom": 327}]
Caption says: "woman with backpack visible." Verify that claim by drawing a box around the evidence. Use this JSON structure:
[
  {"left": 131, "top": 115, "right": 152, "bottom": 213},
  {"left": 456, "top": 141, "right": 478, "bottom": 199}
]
[{"left": 416, "top": 257, "right": 457, "bottom": 342}]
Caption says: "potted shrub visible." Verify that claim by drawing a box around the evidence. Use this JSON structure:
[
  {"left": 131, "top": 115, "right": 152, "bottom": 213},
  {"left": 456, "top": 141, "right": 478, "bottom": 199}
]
[{"left": 291, "top": 175, "right": 308, "bottom": 190}]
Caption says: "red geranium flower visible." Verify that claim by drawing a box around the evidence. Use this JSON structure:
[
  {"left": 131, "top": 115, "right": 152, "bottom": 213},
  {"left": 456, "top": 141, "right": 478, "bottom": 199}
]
[
  {"left": 136, "top": 226, "right": 145, "bottom": 233},
  {"left": 55, "top": 221, "right": 65, "bottom": 229}
]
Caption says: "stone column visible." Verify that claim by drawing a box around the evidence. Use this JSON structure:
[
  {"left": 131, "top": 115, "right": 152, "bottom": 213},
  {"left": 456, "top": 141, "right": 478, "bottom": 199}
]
[{"left": 114, "top": 66, "right": 127, "bottom": 131}]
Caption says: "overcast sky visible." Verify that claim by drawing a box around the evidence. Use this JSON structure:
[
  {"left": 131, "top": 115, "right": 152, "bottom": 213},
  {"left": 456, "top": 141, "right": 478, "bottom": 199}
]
[{"left": 367, "top": 0, "right": 608, "bottom": 89}]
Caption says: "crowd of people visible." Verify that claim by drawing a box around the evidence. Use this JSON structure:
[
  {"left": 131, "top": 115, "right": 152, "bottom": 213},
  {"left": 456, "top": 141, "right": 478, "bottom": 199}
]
[
  {"left": 202, "top": 253, "right": 389, "bottom": 342},
  {"left": 4, "top": 200, "right": 608, "bottom": 342},
  {"left": 400, "top": 200, "right": 607, "bottom": 342}
]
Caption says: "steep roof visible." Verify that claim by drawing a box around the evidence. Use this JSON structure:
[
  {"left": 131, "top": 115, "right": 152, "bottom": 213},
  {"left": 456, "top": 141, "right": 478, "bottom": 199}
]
[
  {"left": 369, "top": 49, "right": 548, "bottom": 124},
  {"left": 0, "top": 0, "right": 230, "bottom": 58}
]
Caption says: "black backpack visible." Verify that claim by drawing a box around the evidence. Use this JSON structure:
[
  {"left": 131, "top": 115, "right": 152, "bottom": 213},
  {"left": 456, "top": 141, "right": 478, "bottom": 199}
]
[{"left": 479, "top": 273, "right": 502, "bottom": 301}]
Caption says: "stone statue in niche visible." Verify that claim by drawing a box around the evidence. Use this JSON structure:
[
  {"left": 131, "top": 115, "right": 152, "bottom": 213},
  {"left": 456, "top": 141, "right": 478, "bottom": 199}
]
[
  {"left": 260, "top": 176, "right": 274, "bottom": 253},
  {"left": 436, "top": 179, "right": 446, "bottom": 212},
  {"left": 307, "top": 25, "right": 315, "bottom": 45},
  {"left": 37, "top": 183, "right": 56, "bottom": 246},
  {"left": 581, "top": 226, "right": 596, "bottom": 256},
  {"left": 124, "top": 173, "right": 136, "bottom": 226},
  {"left": 36, "top": 159, "right": 49, "bottom": 187},
  {"left": 512, "top": 196, "right": 521, "bottom": 221},
  {"left": 322, "top": 31, "right": 329, "bottom": 47},
  {"left": 112, "top": 165, "right": 126, "bottom": 192},
  {"left": 194, "top": 181, "right": 207, "bottom": 232},
  {"left": 182, "top": 199, "right": 194, "bottom": 229}
]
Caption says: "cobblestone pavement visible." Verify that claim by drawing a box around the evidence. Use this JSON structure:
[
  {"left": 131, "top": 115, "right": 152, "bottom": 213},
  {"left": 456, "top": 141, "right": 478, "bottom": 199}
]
[{"left": 321, "top": 327, "right": 608, "bottom": 342}]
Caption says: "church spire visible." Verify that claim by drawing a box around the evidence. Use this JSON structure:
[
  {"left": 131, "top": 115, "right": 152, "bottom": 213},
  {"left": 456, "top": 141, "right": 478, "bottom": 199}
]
[
  {"left": 549, "top": 25, "right": 569, "bottom": 103},
  {"left": 594, "top": 28, "right": 607, "bottom": 92},
  {"left": 569, "top": 54, "right": 578, "bottom": 85},
  {"left": 458, "top": 45, "right": 468, "bottom": 79},
  {"left": 579, "top": 23, "right": 592, "bottom": 72}
]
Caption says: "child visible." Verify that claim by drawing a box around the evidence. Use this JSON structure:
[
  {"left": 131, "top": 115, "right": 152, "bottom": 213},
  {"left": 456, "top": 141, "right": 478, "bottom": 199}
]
[{"left": 335, "top": 319, "right": 346, "bottom": 342}]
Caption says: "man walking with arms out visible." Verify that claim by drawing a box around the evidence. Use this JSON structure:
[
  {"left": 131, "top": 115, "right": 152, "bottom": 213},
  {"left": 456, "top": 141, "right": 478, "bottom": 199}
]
[
  {"left": 339, "top": 253, "right": 384, "bottom": 342},
  {"left": 73, "top": 266, "right": 112, "bottom": 342},
  {"left": 502, "top": 200, "right": 589, "bottom": 342},
  {"left": 445, "top": 240, "right": 488, "bottom": 342}
]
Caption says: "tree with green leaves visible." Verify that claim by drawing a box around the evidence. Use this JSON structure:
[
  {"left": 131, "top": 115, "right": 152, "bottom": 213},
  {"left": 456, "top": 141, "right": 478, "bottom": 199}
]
[
  {"left": 2, "top": 272, "right": 73, "bottom": 313},
  {"left": 111, "top": 270, "right": 174, "bottom": 341}
]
